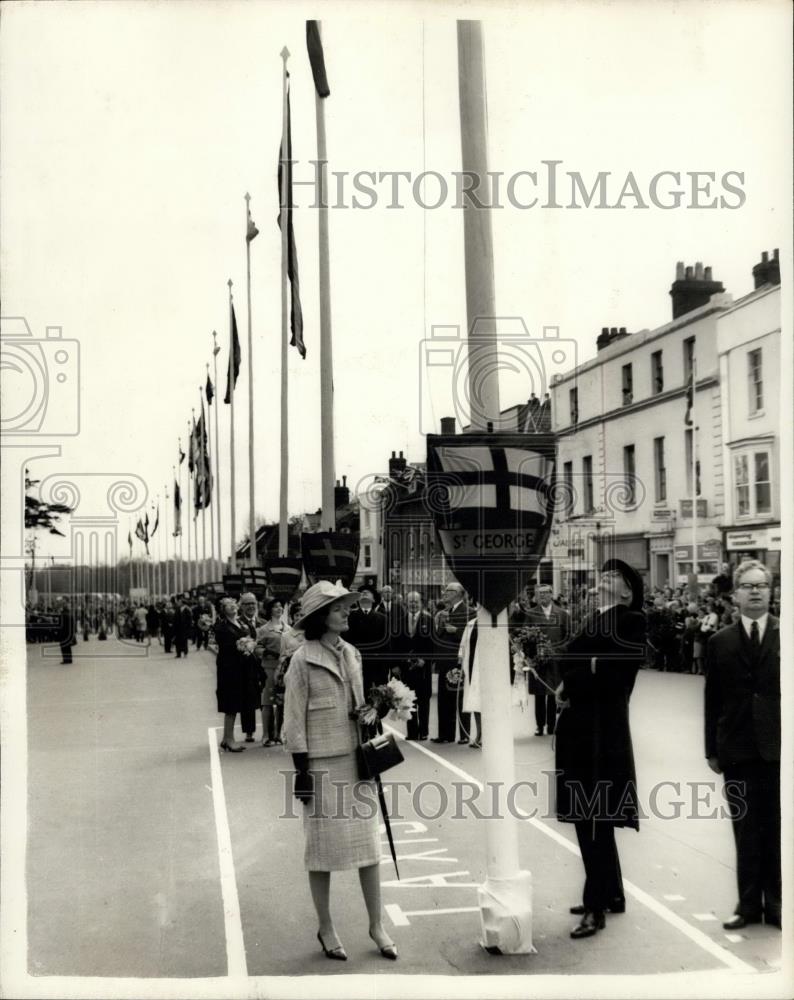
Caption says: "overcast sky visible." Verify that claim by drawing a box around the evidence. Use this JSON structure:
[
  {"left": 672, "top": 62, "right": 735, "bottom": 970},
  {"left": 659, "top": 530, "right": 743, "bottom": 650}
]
[{"left": 2, "top": 0, "right": 791, "bottom": 563}]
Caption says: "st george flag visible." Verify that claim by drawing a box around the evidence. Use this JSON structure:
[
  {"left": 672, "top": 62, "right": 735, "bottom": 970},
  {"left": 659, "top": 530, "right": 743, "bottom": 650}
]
[
  {"left": 278, "top": 74, "right": 305, "bottom": 359},
  {"left": 173, "top": 480, "right": 182, "bottom": 537},
  {"left": 306, "top": 21, "right": 330, "bottom": 98},
  {"left": 224, "top": 304, "right": 241, "bottom": 403}
]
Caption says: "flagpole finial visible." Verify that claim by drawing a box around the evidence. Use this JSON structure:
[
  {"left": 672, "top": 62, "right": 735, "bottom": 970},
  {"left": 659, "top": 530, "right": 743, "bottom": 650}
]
[
  {"left": 245, "top": 192, "right": 251, "bottom": 205},
  {"left": 281, "top": 46, "right": 290, "bottom": 62}
]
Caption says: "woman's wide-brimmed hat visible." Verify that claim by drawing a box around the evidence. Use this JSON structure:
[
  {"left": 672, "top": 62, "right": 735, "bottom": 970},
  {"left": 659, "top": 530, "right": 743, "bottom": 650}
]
[{"left": 299, "top": 580, "right": 359, "bottom": 621}]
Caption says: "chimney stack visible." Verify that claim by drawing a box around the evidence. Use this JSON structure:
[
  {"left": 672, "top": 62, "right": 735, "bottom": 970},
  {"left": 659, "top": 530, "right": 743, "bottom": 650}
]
[
  {"left": 334, "top": 476, "right": 350, "bottom": 509},
  {"left": 669, "top": 261, "right": 725, "bottom": 318},
  {"left": 388, "top": 450, "right": 407, "bottom": 479},
  {"left": 440, "top": 416, "right": 457, "bottom": 435},
  {"left": 596, "top": 325, "right": 630, "bottom": 352},
  {"left": 752, "top": 248, "right": 780, "bottom": 289}
]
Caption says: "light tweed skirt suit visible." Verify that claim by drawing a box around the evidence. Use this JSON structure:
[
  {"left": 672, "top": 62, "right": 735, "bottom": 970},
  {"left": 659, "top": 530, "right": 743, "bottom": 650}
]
[{"left": 283, "top": 637, "right": 381, "bottom": 872}]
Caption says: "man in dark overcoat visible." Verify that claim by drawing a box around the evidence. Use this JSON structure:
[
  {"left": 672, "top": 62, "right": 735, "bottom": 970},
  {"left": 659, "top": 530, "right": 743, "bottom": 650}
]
[
  {"left": 524, "top": 583, "right": 570, "bottom": 736},
  {"left": 432, "top": 582, "right": 476, "bottom": 744},
  {"left": 395, "top": 591, "right": 435, "bottom": 740},
  {"left": 554, "top": 559, "right": 646, "bottom": 939},
  {"left": 58, "top": 599, "right": 76, "bottom": 664},
  {"left": 346, "top": 588, "right": 389, "bottom": 690},
  {"left": 705, "top": 560, "right": 780, "bottom": 930}
]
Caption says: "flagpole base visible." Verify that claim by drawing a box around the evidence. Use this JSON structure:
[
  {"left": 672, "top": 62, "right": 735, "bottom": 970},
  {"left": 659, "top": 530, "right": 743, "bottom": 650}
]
[{"left": 477, "top": 870, "right": 536, "bottom": 955}]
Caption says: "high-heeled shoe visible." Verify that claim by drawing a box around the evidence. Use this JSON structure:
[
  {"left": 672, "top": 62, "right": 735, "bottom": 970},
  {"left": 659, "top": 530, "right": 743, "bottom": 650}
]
[
  {"left": 219, "top": 741, "right": 245, "bottom": 753},
  {"left": 369, "top": 929, "right": 398, "bottom": 960},
  {"left": 317, "top": 930, "right": 347, "bottom": 961}
]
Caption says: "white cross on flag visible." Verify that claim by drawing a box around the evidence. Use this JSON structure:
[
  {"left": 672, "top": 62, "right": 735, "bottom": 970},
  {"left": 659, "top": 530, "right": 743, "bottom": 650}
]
[
  {"left": 426, "top": 431, "right": 557, "bottom": 615},
  {"left": 301, "top": 532, "right": 360, "bottom": 589}
]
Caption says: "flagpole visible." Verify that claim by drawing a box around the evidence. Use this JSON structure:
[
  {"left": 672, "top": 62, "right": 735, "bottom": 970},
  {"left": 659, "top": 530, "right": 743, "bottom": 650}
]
[
  {"left": 164, "top": 483, "right": 170, "bottom": 597},
  {"left": 199, "top": 388, "right": 208, "bottom": 585},
  {"left": 245, "top": 193, "right": 258, "bottom": 566},
  {"left": 186, "top": 420, "right": 194, "bottom": 592},
  {"left": 191, "top": 409, "right": 200, "bottom": 586},
  {"left": 279, "top": 47, "right": 291, "bottom": 557},
  {"left": 457, "top": 20, "right": 533, "bottom": 954},
  {"left": 154, "top": 496, "right": 161, "bottom": 598},
  {"left": 212, "top": 332, "right": 223, "bottom": 579},
  {"left": 228, "top": 281, "right": 238, "bottom": 573},
  {"left": 690, "top": 357, "right": 698, "bottom": 601},
  {"left": 312, "top": 23, "right": 336, "bottom": 532},
  {"left": 206, "top": 363, "right": 216, "bottom": 581}
]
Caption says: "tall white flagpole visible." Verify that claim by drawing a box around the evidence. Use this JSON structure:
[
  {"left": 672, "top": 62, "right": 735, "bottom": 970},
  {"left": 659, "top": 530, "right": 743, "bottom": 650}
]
[
  {"left": 212, "top": 333, "right": 223, "bottom": 578},
  {"left": 228, "top": 280, "right": 238, "bottom": 573},
  {"left": 457, "top": 19, "right": 533, "bottom": 955},
  {"left": 206, "top": 363, "right": 216, "bottom": 581},
  {"left": 186, "top": 420, "right": 194, "bottom": 591},
  {"left": 245, "top": 193, "right": 258, "bottom": 565},
  {"left": 199, "top": 388, "right": 208, "bottom": 585},
  {"left": 175, "top": 456, "right": 182, "bottom": 595},
  {"left": 191, "top": 409, "right": 200, "bottom": 585},
  {"left": 166, "top": 478, "right": 172, "bottom": 597},
  {"left": 690, "top": 357, "right": 698, "bottom": 600},
  {"left": 278, "top": 46, "right": 291, "bottom": 558},
  {"left": 312, "top": 23, "right": 336, "bottom": 532},
  {"left": 154, "top": 496, "right": 161, "bottom": 598}
]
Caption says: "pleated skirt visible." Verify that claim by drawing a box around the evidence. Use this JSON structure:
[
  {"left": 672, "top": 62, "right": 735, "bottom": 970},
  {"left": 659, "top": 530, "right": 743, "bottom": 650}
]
[{"left": 303, "top": 751, "right": 381, "bottom": 872}]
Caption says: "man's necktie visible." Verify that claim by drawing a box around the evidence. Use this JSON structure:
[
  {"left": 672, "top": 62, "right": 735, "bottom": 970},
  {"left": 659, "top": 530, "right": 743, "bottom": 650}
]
[{"left": 750, "top": 620, "right": 761, "bottom": 652}]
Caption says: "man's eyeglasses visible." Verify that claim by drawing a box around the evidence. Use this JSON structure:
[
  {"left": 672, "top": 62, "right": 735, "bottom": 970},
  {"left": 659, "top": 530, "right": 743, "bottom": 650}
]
[{"left": 736, "top": 582, "right": 770, "bottom": 592}]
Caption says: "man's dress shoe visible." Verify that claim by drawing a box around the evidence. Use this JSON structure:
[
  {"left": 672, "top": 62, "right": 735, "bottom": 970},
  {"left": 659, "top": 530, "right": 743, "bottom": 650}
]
[
  {"left": 570, "top": 911, "right": 606, "bottom": 939},
  {"left": 722, "top": 913, "right": 762, "bottom": 930},
  {"left": 570, "top": 898, "right": 625, "bottom": 915}
]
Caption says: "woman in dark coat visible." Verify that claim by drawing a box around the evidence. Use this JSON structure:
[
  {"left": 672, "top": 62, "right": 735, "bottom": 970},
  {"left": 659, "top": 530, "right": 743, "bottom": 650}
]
[
  {"left": 554, "top": 560, "right": 646, "bottom": 940},
  {"left": 214, "top": 597, "right": 260, "bottom": 752}
]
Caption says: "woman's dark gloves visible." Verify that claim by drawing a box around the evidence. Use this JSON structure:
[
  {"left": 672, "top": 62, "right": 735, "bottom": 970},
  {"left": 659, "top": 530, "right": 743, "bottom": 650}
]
[{"left": 292, "top": 753, "right": 313, "bottom": 803}]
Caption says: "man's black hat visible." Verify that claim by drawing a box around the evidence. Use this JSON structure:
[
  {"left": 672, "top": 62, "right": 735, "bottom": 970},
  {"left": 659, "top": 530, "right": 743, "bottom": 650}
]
[{"left": 601, "top": 559, "right": 644, "bottom": 611}]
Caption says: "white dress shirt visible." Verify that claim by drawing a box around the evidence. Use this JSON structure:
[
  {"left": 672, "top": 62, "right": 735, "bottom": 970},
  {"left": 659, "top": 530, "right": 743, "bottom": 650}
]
[{"left": 741, "top": 613, "right": 768, "bottom": 642}]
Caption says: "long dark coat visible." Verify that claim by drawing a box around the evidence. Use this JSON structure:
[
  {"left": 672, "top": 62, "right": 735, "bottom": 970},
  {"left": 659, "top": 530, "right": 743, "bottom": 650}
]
[
  {"left": 522, "top": 603, "right": 570, "bottom": 693},
  {"left": 214, "top": 617, "right": 261, "bottom": 715},
  {"left": 554, "top": 604, "right": 646, "bottom": 830}
]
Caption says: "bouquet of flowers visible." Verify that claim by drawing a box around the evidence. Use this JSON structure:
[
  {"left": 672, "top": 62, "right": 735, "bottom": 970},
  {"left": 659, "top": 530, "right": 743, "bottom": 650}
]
[
  {"left": 444, "top": 666, "right": 464, "bottom": 691},
  {"left": 512, "top": 625, "right": 553, "bottom": 667},
  {"left": 355, "top": 678, "right": 416, "bottom": 729},
  {"left": 236, "top": 636, "right": 257, "bottom": 657},
  {"left": 198, "top": 613, "right": 212, "bottom": 633}
]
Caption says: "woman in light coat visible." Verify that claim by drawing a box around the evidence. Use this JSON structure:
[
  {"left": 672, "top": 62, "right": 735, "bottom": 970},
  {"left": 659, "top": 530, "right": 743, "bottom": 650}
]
[
  {"left": 283, "top": 581, "right": 397, "bottom": 962},
  {"left": 458, "top": 618, "right": 482, "bottom": 748}
]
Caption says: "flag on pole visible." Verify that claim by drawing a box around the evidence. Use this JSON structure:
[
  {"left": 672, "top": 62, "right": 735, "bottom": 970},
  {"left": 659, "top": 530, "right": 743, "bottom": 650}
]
[
  {"left": 306, "top": 21, "right": 330, "bottom": 98},
  {"left": 684, "top": 368, "right": 694, "bottom": 426},
  {"left": 179, "top": 439, "right": 186, "bottom": 465},
  {"left": 194, "top": 405, "right": 213, "bottom": 510},
  {"left": 173, "top": 481, "right": 182, "bottom": 537},
  {"left": 128, "top": 530, "right": 133, "bottom": 553},
  {"left": 135, "top": 517, "right": 149, "bottom": 556},
  {"left": 247, "top": 205, "right": 259, "bottom": 242},
  {"left": 278, "top": 76, "right": 306, "bottom": 359},
  {"left": 206, "top": 373, "right": 214, "bottom": 405},
  {"left": 224, "top": 305, "right": 242, "bottom": 403},
  {"left": 188, "top": 417, "right": 197, "bottom": 473},
  {"left": 150, "top": 506, "right": 159, "bottom": 538}
]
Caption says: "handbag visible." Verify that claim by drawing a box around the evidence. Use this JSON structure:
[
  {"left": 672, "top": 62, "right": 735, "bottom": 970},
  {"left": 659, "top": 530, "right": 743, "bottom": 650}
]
[{"left": 356, "top": 730, "right": 404, "bottom": 780}]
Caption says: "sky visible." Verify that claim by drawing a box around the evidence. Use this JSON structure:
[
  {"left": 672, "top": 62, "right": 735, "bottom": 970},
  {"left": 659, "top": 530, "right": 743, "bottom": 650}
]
[{"left": 2, "top": 0, "right": 791, "bottom": 564}]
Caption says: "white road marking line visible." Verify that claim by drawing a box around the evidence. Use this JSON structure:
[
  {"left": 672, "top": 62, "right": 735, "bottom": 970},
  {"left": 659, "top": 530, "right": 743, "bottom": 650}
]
[
  {"left": 387, "top": 724, "right": 757, "bottom": 974},
  {"left": 724, "top": 933, "right": 743, "bottom": 943},
  {"left": 693, "top": 913, "right": 719, "bottom": 922},
  {"left": 207, "top": 728, "right": 248, "bottom": 977},
  {"left": 664, "top": 894, "right": 686, "bottom": 901},
  {"left": 386, "top": 837, "right": 439, "bottom": 845},
  {"left": 385, "top": 902, "right": 480, "bottom": 927}
]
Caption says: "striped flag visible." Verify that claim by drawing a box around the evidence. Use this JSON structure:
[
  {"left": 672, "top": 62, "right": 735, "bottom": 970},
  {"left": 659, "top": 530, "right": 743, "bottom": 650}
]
[
  {"left": 306, "top": 21, "right": 330, "bottom": 98},
  {"left": 194, "top": 404, "right": 213, "bottom": 510},
  {"left": 224, "top": 304, "right": 241, "bottom": 403},
  {"left": 278, "top": 75, "right": 305, "bottom": 359}
]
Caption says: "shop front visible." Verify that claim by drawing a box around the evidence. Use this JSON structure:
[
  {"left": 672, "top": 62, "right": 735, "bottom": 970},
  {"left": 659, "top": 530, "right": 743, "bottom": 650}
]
[
  {"left": 723, "top": 524, "right": 781, "bottom": 581},
  {"left": 673, "top": 537, "right": 722, "bottom": 586}
]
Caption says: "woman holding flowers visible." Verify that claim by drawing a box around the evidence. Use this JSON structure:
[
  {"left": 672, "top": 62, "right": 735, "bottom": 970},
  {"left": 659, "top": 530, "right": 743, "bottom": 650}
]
[
  {"left": 214, "top": 597, "right": 259, "bottom": 752},
  {"left": 283, "top": 581, "right": 399, "bottom": 962}
]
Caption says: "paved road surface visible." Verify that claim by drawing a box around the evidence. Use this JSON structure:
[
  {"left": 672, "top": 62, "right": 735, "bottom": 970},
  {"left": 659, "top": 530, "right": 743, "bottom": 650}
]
[{"left": 22, "top": 635, "right": 783, "bottom": 984}]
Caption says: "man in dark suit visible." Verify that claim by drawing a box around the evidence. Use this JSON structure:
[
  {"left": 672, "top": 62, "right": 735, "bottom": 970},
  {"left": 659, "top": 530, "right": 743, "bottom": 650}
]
[
  {"left": 395, "top": 591, "right": 435, "bottom": 740},
  {"left": 432, "top": 582, "right": 476, "bottom": 744},
  {"left": 555, "top": 559, "right": 646, "bottom": 940},
  {"left": 346, "top": 588, "right": 389, "bottom": 689},
  {"left": 58, "top": 599, "right": 75, "bottom": 664},
  {"left": 524, "top": 583, "right": 570, "bottom": 736},
  {"left": 705, "top": 560, "right": 781, "bottom": 930}
]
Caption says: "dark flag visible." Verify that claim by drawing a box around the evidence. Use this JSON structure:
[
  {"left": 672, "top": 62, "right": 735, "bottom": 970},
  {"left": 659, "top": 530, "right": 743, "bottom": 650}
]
[
  {"left": 426, "top": 431, "right": 557, "bottom": 615},
  {"left": 150, "top": 507, "right": 159, "bottom": 538},
  {"left": 301, "top": 532, "right": 359, "bottom": 589},
  {"left": 224, "top": 304, "right": 242, "bottom": 403},
  {"left": 306, "top": 21, "right": 330, "bottom": 98},
  {"left": 206, "top": 373, "right": 214, "bottom": 406},
  {"left": 135, "top": 517, "right": 149, "bottom": 556},
  {"left": 247, "top": 205, "right": 259, "bottom": 243},
  {"left": 179, "top": 439, "right": 186, "bottom": 465},
  {"left": 173, "top": 481, "right": 182, "bottom": 537},
  {"left": 264, "top": 556, "right": 304, "bottom": 604},
  {"left": 188, "top": 417, "right": 197, "bottom": 473},
  {"left": 278, "top": 76, "right": 306, "bottom": 359},
  {"left": 194, "top": 406, "right": 213, "bottom": 510},
  {"left": 128, "top": 530, "right": 133, "bottom": 553}
]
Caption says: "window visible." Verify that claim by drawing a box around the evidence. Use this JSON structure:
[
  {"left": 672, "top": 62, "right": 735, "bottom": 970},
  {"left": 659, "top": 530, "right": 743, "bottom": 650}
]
[
  {"left": 363, "top": 543, "right": 372, "bottom": 567},
  {"left": 683, "top": 337, "right": 695, "bottom": 385},
  {"left": 754, "top": 452, "right": 771, "bottom": 513},
  {"left": 623, "top": 445, "right": 636, "bottom": 506},
  {"left": 361, "top": 509, "right": 370, "bottom": 531},
  {"left": 563, "top": 461, "right": 574, "bottom": 517},
  {"left": 653, "top": 437, "right": 666, "bottom": 502},
  {"left": 583, "top": 455, "right": 594, "bottom": 513},
  {"left": 569, "top": 387, "right": 579, "bottom": 426},
  {"left": 621, "top": 363, "right": 633, "bottom": 405},
  {"left": 651, "top": 350, "right": 664, "bottom": 394},
  {"left": 734, "top": 455, "right": 750, "bottom": 517},
  {"left": 748, "top": 348, "right": 763, "bottom": 413},
  {"left": 685, "top": 428, "right": 701, "bottom": 496}
]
